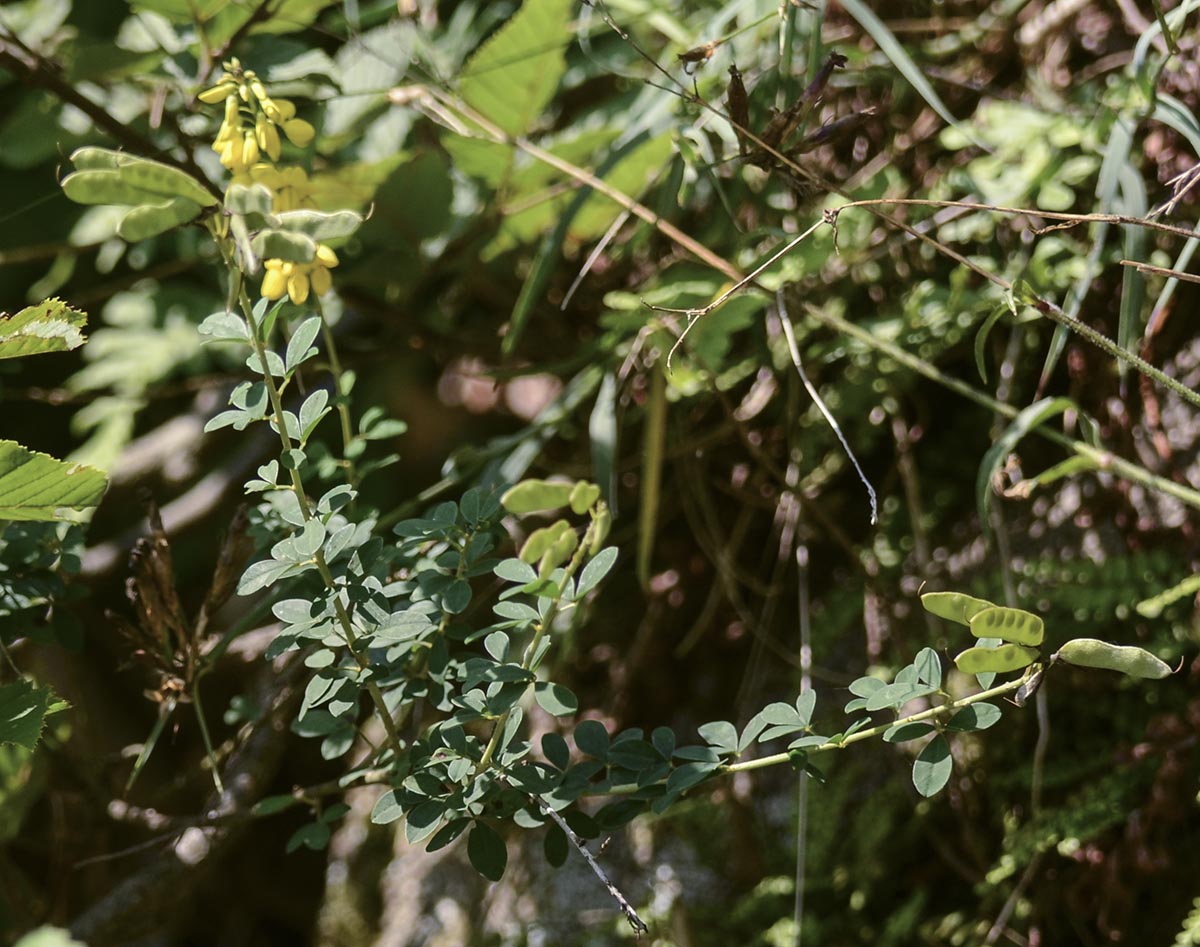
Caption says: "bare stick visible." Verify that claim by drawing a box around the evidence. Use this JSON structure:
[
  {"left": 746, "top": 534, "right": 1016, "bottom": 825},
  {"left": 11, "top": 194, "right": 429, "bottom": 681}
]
[
  {"left": 776, "top": 291, "right": 878, "bottom": 525},
  {"left": 534, "top": 795, "right": 648, "bottom": 935},
  {"left": 653, "top": 214, "right": 828, "bottom": 370},
  {"left": 1120, "top": 258, "right": 1200, "bottom": 285},
  {"left": 562, "top": 208, "right": 630, "bottom": 310}
]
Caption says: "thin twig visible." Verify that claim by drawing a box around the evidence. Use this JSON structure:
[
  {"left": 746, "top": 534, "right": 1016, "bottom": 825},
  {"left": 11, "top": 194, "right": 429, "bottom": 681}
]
[
  {"left": 775, "top": 291, "right": 878, "bottom": 525},
  {"left": 532, "top": 794, "right": 649, "bottom": 935}
]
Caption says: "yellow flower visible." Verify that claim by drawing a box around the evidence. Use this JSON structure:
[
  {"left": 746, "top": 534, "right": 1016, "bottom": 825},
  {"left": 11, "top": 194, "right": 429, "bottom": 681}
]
[
  {"left": 282, "top": 118, "right": 315, "bottom": 148},
  {"left": 260, "top": 244, "right": 338, "bottom": 304}
]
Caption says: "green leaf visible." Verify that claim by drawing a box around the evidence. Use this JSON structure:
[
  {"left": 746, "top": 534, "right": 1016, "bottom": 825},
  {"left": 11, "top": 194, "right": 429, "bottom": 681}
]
[
  {"left": 574, "top": 719, "right": 609, "bottom": 760},
  {"left": 0, "top": 679, "right": 53, "bottom": 749},
  {"left": 286, "top": 821, "right": 331, "bottom": 852},
  {"left": 697, "top": 720, "right": 738, "bottom": 755},
  {"left": 914, "top": 648, "right": 942, "bottom": 687},
  {"left": 575, "top": 546, "right": 618, "bottom": 598},
  {"left": 883, "top": 721, "right": 934, "bottom": 744},
  {"left": 458, "top": 0, "right": 574, "bottom": 138},
  {"left": 371, "top": 790, "right": 404, "bottom": 824},
  {"left": 969, "top": 606, "right": 1044, "bottom": 647},
  {"left": 0, "top": 299, "right": 86, "bottom": 360},
  {"left": 534, "top": 681, "right": 578, "bottom": 716},
  {"left": 912, "top": 733, "right": 953, "bottom": 797},
  {"left": 0, "top": 441, "right": 107, "bottom": 521},
  {"left": 945, "top": 702, "right": 1003, "bottom": 732},
  {"left": 467, "top": 822, "right": 508, "bottom": 881},
  {"left": 286, "top": 316, "right": 322, "bottom": 373},
  {"left": 543, "top": 823, "right": 569, "bottom": 867}
]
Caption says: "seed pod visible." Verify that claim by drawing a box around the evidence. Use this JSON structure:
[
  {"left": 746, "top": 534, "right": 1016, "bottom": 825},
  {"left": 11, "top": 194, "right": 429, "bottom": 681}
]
[
  {"left": 251, "top": 229, "right": 318, "bottom": 264},
  {"left": 69, "top": 146, "right": 126, "bottom": 170},
  {"left": 1055, "top": 638, "right": 1172, "bottom": 680},
  {"left": 501, "top": 479, "right": 573, "bottom": 515},
  {"left": 920, "top": 591, "right": 995, "bottom": 626},
  {"left": 62, "top": 170, "right": 157, "bottom": 206},
  {"left": 969, "top": 606, "right": 1044, "bottom": 647},
  {"left": 954, "top": 644, "right": 1039, "bottom": 675},
  {"left": 117, "top": 197, "right": 205, "bottom": 242},
  {"left": 538, "top": 527, "right": 579, "bottom": 579},
  {"left": 111, "top": 155, "right": 219, "bottom": 207},
  {"left": 726, "top": 65, "right": 751, "bottom": 156},
  {"left": 569, "top": 481, "right": 601, "bottom": 515}
]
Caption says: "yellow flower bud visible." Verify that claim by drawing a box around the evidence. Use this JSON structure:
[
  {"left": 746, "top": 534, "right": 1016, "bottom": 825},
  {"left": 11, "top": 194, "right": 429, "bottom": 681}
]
[
  {"left": 249, "top": 79, "right": 269, "bottom": 103},
  {"left": 198, "top": 82, "right": 235, "bottom": 104},
  {"left": 273, "top": 99, "right": 297, "bottom": 121},
  {"left": 282, "top": 118, "right": 315, "bottom": 147},
  {"left": 311, "top": 265, "right": 332, "bottom": 296},
  {"left": 315, "top": 244, "right": 339, "bottom": 268},
  {"left": 241, "top": 131, "right": 259, "bottom": 167},
  {"left": 287, "top": 269, "right": 310, "bottom": 304},
  {"left": 261, "top": 261, "right": 288, "bottom": 300}
]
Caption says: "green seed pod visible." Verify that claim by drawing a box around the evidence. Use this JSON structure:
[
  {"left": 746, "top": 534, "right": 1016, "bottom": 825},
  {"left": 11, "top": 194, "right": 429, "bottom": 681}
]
[
  {"left": 538, "top": 528, "right": 579, "bottom": 579},
  {"left": 920, "top": 591, "right": 996, "bottom": 625},
  {"left": 62, "top": 170, "right": 154, "bottom": 206},
  {"left": 969, "top": 606, "right": 1044, "bottom": 647},
  {"left": 69, "top": 146, "right": 127, "bottom": 170},
  {"left": 588, "top": 502, "right": 612, "bottom": 555},
  {"left": 954, "top": 644, "right": 1039, "bottom": 675},
  {"left": 251, "top": 229, "right": 318, "bottom": 264},
  {"left": 518, "top": 520, "right": 571, "bottom": 565},
  {"left": 117, "top": 197, "right": 205, "bottom": 242},
  {"left": 1055, "top": 638, "right": 1172, "bottom": 680},
  {"left": 274, "top": 209, "right": 364, "bottom": 241},
  {"left": 568, "top": 481, "right": 601, "bottom": 515},
  {"left": 500, "top": 479, "right": 574, "bottom": 515},
  {"left": 112, "top": 155, "right": 218, "bottom": 207}
]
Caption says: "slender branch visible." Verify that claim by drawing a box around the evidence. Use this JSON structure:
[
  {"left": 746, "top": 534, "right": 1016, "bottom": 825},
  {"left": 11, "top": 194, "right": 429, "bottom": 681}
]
[{"left": 726, "top": 672, "right": 1031, "bottom": 775}]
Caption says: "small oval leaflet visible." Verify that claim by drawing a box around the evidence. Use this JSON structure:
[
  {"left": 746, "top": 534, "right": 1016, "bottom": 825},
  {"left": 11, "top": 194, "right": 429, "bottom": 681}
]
[
  {"left": 954, "top": 643, "right": 1039, "bottom": 675},
  {"left": 1055, "top": 638, "right": 1172, "bottom": 680},
  {"left": 968, "top": 606, "right": 1044, "bottom": 646}
]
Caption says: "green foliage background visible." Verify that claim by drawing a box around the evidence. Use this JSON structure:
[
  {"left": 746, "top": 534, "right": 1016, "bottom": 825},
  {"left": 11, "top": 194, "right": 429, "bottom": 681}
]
[{"left": 1, "top": 0, "right": 1199, "bottom": 944}]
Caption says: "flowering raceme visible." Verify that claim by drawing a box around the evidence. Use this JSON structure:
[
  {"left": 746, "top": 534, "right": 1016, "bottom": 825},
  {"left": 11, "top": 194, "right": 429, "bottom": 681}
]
[{"left": 201, "top": 60, "right": 334, "bottom": 305}]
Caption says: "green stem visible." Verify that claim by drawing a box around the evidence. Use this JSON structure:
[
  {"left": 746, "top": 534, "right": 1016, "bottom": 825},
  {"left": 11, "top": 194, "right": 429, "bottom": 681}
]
[
  {"left": 232, "top": 276, "right": 404, "bottom": 758},
  {"left": 725, "top": 672, "right": 1030, "bottom": 775},
  {"left": 191, "top": 681, "right": 225, "bottom": 794},
  {"left": 313, "top": 297, "right": 358, "bottom": 487},
  {"left": 476, "top": 518, "right": 599, "bottom": 774}
]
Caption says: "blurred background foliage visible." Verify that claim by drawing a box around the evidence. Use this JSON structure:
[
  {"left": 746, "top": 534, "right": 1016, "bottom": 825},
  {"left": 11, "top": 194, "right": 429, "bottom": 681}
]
[{"left": 1, "top": 0, "right": 1199, "bottom": 944}]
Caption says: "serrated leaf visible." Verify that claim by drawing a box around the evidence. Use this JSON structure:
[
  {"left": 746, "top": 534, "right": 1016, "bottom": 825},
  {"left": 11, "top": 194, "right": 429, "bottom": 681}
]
[
  {"left": 0, "top": 299, "right": 86, "bottom": 360},
  {"left": 0, "top": 440, "right": 107, "bottom": 521},
  {"left": 0, "top": 679, "right": 53, "bottom": 749},
  {"left": 458, "top": 0, "right": 573, "bottom": 138}
]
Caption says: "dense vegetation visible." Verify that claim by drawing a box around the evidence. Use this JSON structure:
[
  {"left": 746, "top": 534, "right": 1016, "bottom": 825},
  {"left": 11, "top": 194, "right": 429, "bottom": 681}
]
[{"left": 1, "top": 1, "right": 1198, "bottom": 944}]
